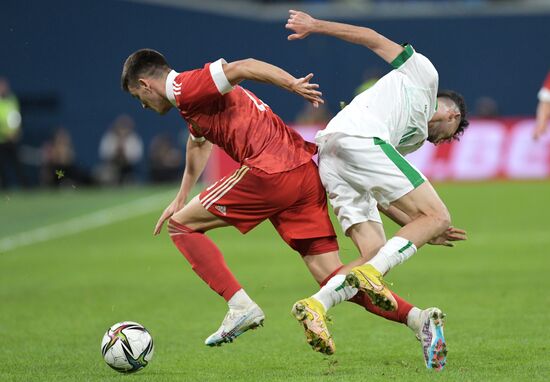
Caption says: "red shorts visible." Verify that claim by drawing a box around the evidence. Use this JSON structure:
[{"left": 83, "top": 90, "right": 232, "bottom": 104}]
[{"left": 199, "top": 160, "right": 338, "bottom": 255}]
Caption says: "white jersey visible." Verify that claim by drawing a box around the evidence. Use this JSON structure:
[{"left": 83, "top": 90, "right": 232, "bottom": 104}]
[{"left": 316, "top": 45, "right": 438, "bottom": 155}]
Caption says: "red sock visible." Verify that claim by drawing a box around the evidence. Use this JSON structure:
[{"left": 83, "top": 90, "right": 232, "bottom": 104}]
[
  {"left": 349, "top": 290, "right": 413, "bottom": 324},
  {"left": 320, "top": 267, "right": 412, "bottom": 325},
  {"left": 168, "top": 219, "right": 242, "bottom": 301},
  {"left": 320, "top": 266, "right": 344, "bottom": 287}
]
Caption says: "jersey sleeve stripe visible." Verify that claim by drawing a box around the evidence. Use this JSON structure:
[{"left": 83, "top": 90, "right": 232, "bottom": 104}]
[
  {"left": 391, "top": 44, "right": 414, "bottom": 69},
  {"left": 209, "top": 59, "right": 234, "bottom": 95}
]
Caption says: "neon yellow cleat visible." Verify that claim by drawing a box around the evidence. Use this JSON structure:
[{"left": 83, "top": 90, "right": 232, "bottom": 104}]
[
  {"left": 346, "top": 264, "right": 398, "bottom": 311},
  {"left": 291, "top": 297, "right": 335, "bottom": 355}
]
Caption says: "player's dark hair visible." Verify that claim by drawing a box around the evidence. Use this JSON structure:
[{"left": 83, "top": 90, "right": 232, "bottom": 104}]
[
  {"left": 121, "top": 49, "right": 170, "bottom": 91},
  {"left": 438, "top": 90, "right": 469, "bottom": 140}
]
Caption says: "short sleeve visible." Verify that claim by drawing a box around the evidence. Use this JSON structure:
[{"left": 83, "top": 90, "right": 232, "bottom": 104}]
[
  {"left": 175, "top": 59, "right": 234, "bottom": 109},
  {"left": 392, "top": 45, "right": 438, "bottom": 89},
  {"left": 209, "top": 59, "right": 234, "bottom": 95},
  {"left": 187, "top": 121, "right": 207, "bottom": 142}
]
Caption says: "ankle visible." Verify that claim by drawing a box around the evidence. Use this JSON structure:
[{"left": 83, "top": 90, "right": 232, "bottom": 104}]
[
  {"left": 406, "top": 307, "right": 422, "bottom": 332},
  {"left": 228, "top": 289, "right": 255, "bottom": 310}
]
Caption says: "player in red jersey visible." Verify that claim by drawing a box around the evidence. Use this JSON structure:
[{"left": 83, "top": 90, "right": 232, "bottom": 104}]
[{"left": 121, "top": 49, "right": 431, "bottom": 353}]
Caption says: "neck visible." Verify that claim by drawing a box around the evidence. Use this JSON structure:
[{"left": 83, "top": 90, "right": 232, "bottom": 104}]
[{"left": 151, "top": 72, "right": 170, "bottom": 99}]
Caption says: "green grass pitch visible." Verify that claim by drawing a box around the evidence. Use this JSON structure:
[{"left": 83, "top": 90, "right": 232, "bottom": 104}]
[{"left": 1, "top": 182, "right": 550, "bottom": 381}]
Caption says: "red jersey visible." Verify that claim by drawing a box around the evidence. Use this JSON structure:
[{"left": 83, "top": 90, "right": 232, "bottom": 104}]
[
  {"left": 165, "top": 59, "right": 316, "bottom": 174},
  {"left": 544, "top": 71, "right": 550, "bottom": 90}
]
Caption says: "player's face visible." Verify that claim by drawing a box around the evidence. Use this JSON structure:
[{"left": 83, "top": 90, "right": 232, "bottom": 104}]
[
  {"left": 427, "top": 120, "right": 458, "bottom": 145},
  {"left": 428, "top": 102, "right": 461, "bottom": 145},
  {"left": 129, "top": 85, "right": 171, "bottom": 115}
]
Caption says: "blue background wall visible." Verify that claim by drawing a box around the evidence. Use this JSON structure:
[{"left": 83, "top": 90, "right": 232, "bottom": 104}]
[{"left": 3, "top": 0, "right": 550, "bottom": 169}]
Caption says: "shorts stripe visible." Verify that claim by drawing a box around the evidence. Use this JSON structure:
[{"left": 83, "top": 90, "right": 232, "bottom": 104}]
[
  {"left": 374, "top": 138, "right": 424, "bottom": 188},
  {"left": 201, "top": 166, "right": 249, "bottom": 209},
  {"left": 201, "top": 166, "right": 248, "bottom": 205}
]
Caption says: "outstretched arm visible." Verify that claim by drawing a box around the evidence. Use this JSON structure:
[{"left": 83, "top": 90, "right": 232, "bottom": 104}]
[
  {"left": 286, "top": 10, "right": 403, "bottom": 65},
  {"left": 222, "top": 58, "right": 323, "bottom": 107}
]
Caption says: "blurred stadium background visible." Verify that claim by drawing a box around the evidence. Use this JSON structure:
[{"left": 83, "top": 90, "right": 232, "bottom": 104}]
[{"left": 1, "top": 0, "right": 550, "bottom": 381}]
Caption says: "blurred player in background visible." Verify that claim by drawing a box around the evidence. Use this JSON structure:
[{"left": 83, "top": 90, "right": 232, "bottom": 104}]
[
  {"left": 286, "top": 10, "right": 469, "bottom": 370},
  {"left": 0, "top": 77, "right": 26, "bottom": 189},
  {"left": 533, "top": 71, "right": 550, "bottom": 140}
]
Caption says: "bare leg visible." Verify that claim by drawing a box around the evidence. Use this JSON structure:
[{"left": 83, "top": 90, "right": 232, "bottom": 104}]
[
  {"left": 301, "top": 220, "right": 385, "bottom": 282},
  {"left": 389, "top": 182, "right": 450, "bottom": 248}
]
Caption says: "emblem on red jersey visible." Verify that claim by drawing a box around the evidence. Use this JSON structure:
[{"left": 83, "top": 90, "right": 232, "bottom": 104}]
[{"left": 214, "top": 205, "right": 227, "bottom": 215}]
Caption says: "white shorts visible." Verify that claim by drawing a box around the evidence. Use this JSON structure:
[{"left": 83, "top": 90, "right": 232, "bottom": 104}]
[{"left": 317, "top": 133, "right": 426, "bottom": 234}]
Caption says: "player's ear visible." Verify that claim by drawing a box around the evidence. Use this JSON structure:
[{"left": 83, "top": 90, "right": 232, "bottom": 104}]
[
  {"left": 448, "top": 110, "right": 460, "bottom": 122},
  {"left": 138, "top": 78, "right": 151, "bottom": 91}
]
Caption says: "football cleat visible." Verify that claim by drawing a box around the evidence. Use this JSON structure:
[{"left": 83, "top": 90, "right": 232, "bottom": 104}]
[
  {"left": 345, "top": 264, "right": 398, "bottom": 311},
  {"left": 416, "top": 307, "right": 447, "bottom": 371},
  {"left": 204, "top": 304, "right": 265, "bottom": 346},
  {"left": 291, "top": 297, "right": 335, "bottom": 355}
]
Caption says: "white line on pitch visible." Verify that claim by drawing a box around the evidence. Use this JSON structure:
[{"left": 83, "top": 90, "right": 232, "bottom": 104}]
[{"left": 0, "top": 191, "right": 174, "bottom": 254}]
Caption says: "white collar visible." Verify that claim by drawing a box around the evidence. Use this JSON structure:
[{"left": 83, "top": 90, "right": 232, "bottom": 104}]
[{"left": 165, "top": 70, "right": 180, "bottom": 107}]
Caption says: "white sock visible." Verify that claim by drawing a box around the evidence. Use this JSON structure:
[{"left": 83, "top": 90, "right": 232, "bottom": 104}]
[
  {"left": 368, "top": 236, "right": 417, "bottom": 275},
  {"left": 406, "top": 307, "right": 422, "bottom": 333},
  {"left": 228, "top": 289, "right": 254, "bottom": 310},
  {"left": 312, "top": 274, "right": 358, "bottom": 311}
]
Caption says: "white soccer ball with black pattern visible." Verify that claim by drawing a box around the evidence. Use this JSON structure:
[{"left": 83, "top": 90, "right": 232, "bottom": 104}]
[{"left": 101, "top": 321, "right": 154, "bottom": 373}]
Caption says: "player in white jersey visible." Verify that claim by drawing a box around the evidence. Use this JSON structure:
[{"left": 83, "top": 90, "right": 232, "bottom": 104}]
[{"left": 285, "top": 10, "right": 469, "bottom": 370}]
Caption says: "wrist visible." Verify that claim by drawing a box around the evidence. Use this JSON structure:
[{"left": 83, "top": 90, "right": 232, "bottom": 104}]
[
  {"left": 311, "top": 19, "right": 323, "bottom": 34},
  {"left": 176, "top": 188, "right": 188, "bottom": 201},
  {"left": 284, "top": 76, "right": 297, "bottom": 93}
]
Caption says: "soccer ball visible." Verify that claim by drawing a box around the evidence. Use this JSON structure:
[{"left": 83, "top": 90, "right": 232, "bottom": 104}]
[{"left": 101, "top": 321, "right": 154, "bottom": 373}]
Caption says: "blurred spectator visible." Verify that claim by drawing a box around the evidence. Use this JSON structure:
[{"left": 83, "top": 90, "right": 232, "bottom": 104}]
[
  {"left": 148, "top": 133, "right": 184, "bottom": 183},
  {"left": 295, "top": 101, "right": 332, "bottom": 125},
  {"left": 0, "top": 77, "right": 27, "bottom": 189},
  {"left": 533, "top": 71, "right": 550, "bottom": 140},
  {"left": 41, "top": 127, "right": 90, "bottom": 187},
  {"left": 97, "top": 114, "right": 143, "bottom": 185},
  {"left": 474, "top": 96, "right": 499, "bottom": 118}
]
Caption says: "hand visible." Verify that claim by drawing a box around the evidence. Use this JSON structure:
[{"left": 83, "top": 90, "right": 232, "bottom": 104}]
[
  {"left": 154, "top": 196, "right": 186, "bottom": 236},
  {"left": 290, "top": 73, "right": 324, "bottom": 108},
  {"left": 428, "top": 226, "right": 467, "bottom": 247},
  {"left": 286, "top": 10, "right": 316, "bottom": 40}
]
